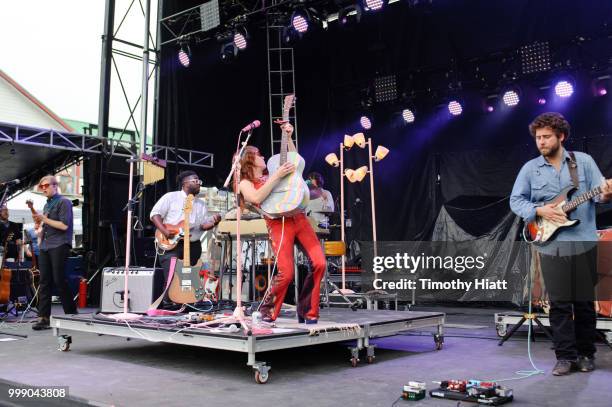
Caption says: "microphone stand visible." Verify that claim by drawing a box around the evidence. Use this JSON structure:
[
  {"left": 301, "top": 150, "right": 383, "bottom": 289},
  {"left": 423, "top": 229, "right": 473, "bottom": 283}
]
[{"left": 201, "top": 129, "right": 260, "bottom": 335}]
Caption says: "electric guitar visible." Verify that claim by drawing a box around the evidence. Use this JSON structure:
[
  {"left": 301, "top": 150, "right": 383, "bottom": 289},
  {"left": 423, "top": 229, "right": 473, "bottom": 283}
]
[
  {"left": 261, "top": 94, "right": 310, "bottom": 217},
  {"left": 154, "top": 224, "right": 184, "bottom": 251},
  {"left": 167, "top": 195, "right": 219, "bottom": 303},
  {"left": 523, "top": 184, "right": 606, "bottom": 244},
  {"left": 0, "top": 232, "right": 14, "bottom": 305}
]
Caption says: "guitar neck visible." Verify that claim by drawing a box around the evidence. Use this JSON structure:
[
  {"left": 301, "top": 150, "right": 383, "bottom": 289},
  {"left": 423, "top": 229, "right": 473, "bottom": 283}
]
[
  {"left": 280, "top": 131, "right": 288, "bottom": 164},
  {"left": 184, "top": 214, "right": 191, "bottom": 267},
  {"left": 562, "top": 186, "right": 603, "bottom": 212}
]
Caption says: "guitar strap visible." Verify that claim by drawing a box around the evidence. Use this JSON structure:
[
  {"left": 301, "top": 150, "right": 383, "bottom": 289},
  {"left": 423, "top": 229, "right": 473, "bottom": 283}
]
[{"left": 568, "top": 151, "right": 579, "bottom": 189}]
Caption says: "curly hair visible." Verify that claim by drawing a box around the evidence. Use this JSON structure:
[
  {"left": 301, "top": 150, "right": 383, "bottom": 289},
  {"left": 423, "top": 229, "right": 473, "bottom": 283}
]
[
  {"left": 307, "top": 171, "right": 324, "bottom": 188},
  {"left": 238, "top": 146, "right": 267, "bottom": 183},
  {"left": 528, "top": 112, "right": 570, "bottom": 140}
]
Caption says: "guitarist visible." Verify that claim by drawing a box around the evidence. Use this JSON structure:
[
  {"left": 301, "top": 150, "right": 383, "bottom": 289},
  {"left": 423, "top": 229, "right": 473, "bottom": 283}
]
[
  {"left": 32, "top": 175, "right": 76, "bottom": 330},
  {"left": 238, "top": 123, "right": 326, "bottom": 324},
  {"left": 150, "top": 171, "right": 221, "bottom": 300},
  {"left": 510, "top": 112, "right": 612, "bottom": 376}
]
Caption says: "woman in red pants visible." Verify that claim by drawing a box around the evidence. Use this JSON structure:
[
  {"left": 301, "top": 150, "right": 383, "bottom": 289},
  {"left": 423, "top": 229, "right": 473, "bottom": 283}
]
[{"left": 238, "top": 123, "right": 326, "bottom": 324}]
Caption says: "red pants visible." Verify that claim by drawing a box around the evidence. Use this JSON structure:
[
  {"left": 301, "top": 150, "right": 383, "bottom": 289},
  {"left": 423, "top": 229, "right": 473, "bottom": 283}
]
[{"left": 263, "top": 213, "right": 326, "bottom": 320}]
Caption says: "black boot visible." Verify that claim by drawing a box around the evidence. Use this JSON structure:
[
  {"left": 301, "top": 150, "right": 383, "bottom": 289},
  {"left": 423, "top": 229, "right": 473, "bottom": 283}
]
[{"left": 32, "top": 317, "right": 50, "bottom": 330}]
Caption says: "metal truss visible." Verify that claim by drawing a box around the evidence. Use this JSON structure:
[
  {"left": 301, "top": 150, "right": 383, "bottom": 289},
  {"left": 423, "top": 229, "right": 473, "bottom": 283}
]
[{"left": 0, "top": 122, "right": 214, "bottom": 168}]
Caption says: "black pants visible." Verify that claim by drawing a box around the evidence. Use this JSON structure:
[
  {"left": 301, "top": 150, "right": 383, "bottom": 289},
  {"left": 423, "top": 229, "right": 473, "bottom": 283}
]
[
  {"left": 38, "top": 244, "right": 76, "bottom": 319},
  {"left": 159, "top": 240, "right": 202, "bottom": 288},
  {"left": 540, "top": 247, "right": 598, "bottom": 361}
]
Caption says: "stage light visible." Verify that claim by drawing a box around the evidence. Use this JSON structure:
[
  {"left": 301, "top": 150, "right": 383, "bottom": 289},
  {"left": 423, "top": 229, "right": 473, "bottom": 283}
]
[
  {"left": 364, "top": 0, "right": 384, "bottom": 11},
  {"left": 537, "top": 98, "right": 547, "bottom": 105},
  {"left": 402, "top": 109, "right": 415, "bottom": 123},
  {"left": 234, "top": 32, "right": 247, "bottom": 50},
  {"left": 502, "top": 90, "right": 520, "bottom": 107},
  {"left": 554, "top": 80, "right": 574, "bottom": 98},
  {"left": 338, "top": 5, "right": 362, "bottom": 25},
  {"left": 343, "top": 134, "right": 355, "bottom": 148},
  {"left": 360, "top": 116, "right": 372, "bottom": 130},
  {"left": 292, "top": 13, "right": 309, "bottom": 33},
  {"left": 374, "top": 75, "right": 397, "bottom": 102},
  {"left": 353, "top": 166, "right": 368, "bottom": 182},
  {"left": 592, "top": 75, "right": 610, "bottom": 97},
  {"left": 448, "top": 100, "right": 463, "bottom": 116},
  {"left": 484, "top": 94, "right": 498, "bottom": 113},
  {"left": 220, "top": 43, "right": 238, "bottom": 62},
  {"left": 520, "top": 41, "right": 551, "bottom": 75},
  {"left": 353, "top": 132, "right": 366, "bottom": 148},
  {"left": 325, "top": 153, "right": 340, "bottom": 167},
  {"left": 374, "top": 145, "right": 389, "bottom": 161},
  {"left": 178, "top": 44, "right": 191, "bottom": 67}
]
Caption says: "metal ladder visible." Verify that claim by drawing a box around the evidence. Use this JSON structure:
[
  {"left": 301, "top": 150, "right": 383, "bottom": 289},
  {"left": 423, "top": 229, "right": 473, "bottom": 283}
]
[{"left": 266, "top": 6, "right": 298, "bottom": 155}]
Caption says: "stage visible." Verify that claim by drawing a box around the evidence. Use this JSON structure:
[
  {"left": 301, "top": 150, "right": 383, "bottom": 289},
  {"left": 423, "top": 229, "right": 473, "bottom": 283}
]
[
  {"left": 49, "top": 308, "right": 445, "bottom": 384},
  {"left": 1, "top": 305, "right": 612, "bottom": 406}
]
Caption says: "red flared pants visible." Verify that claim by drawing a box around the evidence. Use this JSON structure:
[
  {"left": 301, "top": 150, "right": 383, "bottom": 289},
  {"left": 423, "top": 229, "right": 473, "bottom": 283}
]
[{"left": 264, "top": 212, "right": 326, "bottom": 320}]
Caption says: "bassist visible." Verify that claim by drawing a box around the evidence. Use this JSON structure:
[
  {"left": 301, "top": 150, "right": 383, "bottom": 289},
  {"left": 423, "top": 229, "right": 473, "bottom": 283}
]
[
  {"left": 150, "top": 171, "right": 220, "bottom": 301},
  {"left": 510, "top": 112, "right": 612, "bottom": 375}
]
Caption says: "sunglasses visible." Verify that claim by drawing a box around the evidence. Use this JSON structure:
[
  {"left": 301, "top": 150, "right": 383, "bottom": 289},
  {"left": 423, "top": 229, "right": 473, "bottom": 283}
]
[
  {"left": 39, "top": 183, "right": 56, "bottom": 189},
  {"left": 184, "top": 179, "right": 202, "bottom": 185}
]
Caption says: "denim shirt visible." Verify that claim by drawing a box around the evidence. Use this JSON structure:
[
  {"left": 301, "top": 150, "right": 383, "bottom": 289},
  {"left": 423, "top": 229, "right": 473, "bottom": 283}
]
[{"left": 510, "top": 149, "right": 604, "bottom": 256}]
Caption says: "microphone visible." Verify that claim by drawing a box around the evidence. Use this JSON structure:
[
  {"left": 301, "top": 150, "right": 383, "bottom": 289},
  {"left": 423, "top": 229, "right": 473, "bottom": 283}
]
[
  {"left": 241, "top": 120, "right": 261, "bottom": 133},
  {"left": 0, "top": 179, "right": 20, "bottom": 187}
]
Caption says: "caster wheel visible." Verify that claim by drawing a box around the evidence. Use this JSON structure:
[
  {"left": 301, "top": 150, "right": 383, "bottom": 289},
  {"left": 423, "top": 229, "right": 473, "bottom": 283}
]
[
  {"left": 496, "top": 324, "right": 507, "bottom": 337},
  {"left": 367, "top": 355, "right": 375, "bottom": 364},
  {"left": 435, "top": 341, "right": 443, "bottom": 351},
  {"left": 254, "top": 370, "right": 269, "bottom": 384},
  {"left": 350, "top": 357, "right": 359, "bottom": 367},
  {"left": 59, "top": 342, "right": 70, "bottom": 352}
]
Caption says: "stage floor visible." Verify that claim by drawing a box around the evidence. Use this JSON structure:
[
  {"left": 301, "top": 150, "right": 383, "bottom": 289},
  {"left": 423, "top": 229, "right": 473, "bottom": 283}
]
[
  {"left": 50, "top": 308, "right": 445, "bottom": 383},
  {"left": 2, "top": 305, "right": 612, "bottom": 407}
]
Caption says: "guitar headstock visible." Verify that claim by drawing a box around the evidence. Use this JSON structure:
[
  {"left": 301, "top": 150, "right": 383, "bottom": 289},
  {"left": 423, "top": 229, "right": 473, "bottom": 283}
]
[
  {"left": 26, "top": 200, "right": 34, "bottom": 209},
  {"left": 184, "top": 194, "right": 194, "bottom": 215},
  {"left": 274, "top": 94, "right": 295, "bottom": 125}
]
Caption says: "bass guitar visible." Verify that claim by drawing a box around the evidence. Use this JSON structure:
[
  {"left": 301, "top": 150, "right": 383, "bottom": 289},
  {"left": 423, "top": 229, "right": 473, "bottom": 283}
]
[
  {"left": 167, "top": 195, "right": 219, "bottom": 303},
  {"left": 261, "top": 94, "right": 310, "bottom": 217},
  {"left": 523, "top": 184, "right": 605, "bottom": 244}
]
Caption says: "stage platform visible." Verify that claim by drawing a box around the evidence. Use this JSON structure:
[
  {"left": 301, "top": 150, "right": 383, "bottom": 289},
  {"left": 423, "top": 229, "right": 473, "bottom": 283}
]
[
  {"left": 51, "top": 308, "right": 445, "bottom": 384},
  {"left": 495, "top": 312, "right": 612, "bottom": 345}
]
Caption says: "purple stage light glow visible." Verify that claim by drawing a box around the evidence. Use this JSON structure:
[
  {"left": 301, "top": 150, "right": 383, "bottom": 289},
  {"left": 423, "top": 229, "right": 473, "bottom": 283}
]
[
  {"left": 360, "top": 116, "right": 372, "bottom": 129},
  {"left": 537, "top": 98, "right": 547, "bottom": 105},
  {"left": 234, "top": 33, "right": 247, "bottom": 50},
  {"left": 448, "top": 101, "right": 463, "bottom": 116},
  {"left": 292, "top": 15, "right": 308, "bottom": 33},
  {"left": 365, "top": 0, "right": 384, "bottom": 10},
  {"left": 178, "top": 49, "right": 190, "bottom": 67},
  {"left": 554, "top": 81, "right": 574, "bottom": 98}
]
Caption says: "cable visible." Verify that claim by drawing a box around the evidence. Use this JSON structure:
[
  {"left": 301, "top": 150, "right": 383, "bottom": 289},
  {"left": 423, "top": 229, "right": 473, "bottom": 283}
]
[{"left": 390, "top": 396, "right": 404, "bottom": 407}]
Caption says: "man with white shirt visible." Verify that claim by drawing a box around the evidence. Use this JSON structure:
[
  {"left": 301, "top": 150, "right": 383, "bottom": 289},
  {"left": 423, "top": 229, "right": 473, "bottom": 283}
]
[{"left": 150, "top": 171, "right": 221, "bottom": 293}]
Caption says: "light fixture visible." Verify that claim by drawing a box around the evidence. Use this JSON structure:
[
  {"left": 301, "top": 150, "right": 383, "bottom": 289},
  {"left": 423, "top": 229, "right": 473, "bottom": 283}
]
[
  {"left": 484, "top": 94, "right": 498, "bottom": 112},
  {"left": 374, "top": 145, "right": 389, "bottom": 161},
  {"left": 338, "top": 4, "right": 363, "bottom": 25},
  {"left": 326, "top": 152, "right": 340, "bottom": 167},
  {"left": 353, "top": 166, "right": 368, "bottom": 182},
  {"left": 291, "top": 11, "right": 309, "bottom": 33},
  {"left": 502, "top": 90, "right": 520, "bottom": 107},
  {"left": 364, "top": 0, "right": 384, "bottom": 11},
  {"left": 592, "top": 75, "right": 610, "bottom": 97},
  {"left": 352, "top": 132, "right": 366, "bottom": 148},
  {"left": 402, "top": 108, "right": 415, "bottom": 123},
  {"left": 344, "top": 168, "right": 356, "bottom": 182},
  {"left": 178, "top": 43, "right": 191, "bottom": 67},
  {"left": 343, "top": 134, "right": 355, "bottom": 148},
  {"left": 554, "top": 80, "right": 574, "bottom": 98},
  {"left": 448, "top": 100, "right": 463, "bottom": 116},
  {"left": 220, "top": 42, "right": 238, "bottom": 62},
  {"left": 233, "top": 32, "right": 247, "bottom": 50},
  {"left": 360, "top": 116, "right": 372, "bottom": 130}
]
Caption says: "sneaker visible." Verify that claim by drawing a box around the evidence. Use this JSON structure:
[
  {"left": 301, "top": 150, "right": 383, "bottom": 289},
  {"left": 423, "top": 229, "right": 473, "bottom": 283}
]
[
  {"left": 576, "top": 356, "right": 595, "bottom": 372},
  {"left": 32, "top": 317, "right": 50, "bottom": 331},
  {"left": 552, "top": 360, "right": 575, "bottom": 376}
]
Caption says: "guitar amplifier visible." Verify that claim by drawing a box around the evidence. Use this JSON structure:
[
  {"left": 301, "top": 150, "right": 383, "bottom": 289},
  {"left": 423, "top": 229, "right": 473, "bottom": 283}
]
[{"left": 100, "top": 267, "right": 163, "bottom": 313}]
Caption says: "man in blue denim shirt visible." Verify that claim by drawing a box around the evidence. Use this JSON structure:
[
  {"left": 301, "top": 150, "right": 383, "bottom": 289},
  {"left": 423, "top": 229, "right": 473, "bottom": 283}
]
[{"left": 510, "top": 112, "right": 612, "bottom": 376}]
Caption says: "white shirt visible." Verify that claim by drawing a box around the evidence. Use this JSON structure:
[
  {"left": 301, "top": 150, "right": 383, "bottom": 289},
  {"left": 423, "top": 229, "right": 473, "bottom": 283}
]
[
  {"left": 150, "top": 190, "right": 211, "bottom": 241},
  {"left": 306, "top": 189, "right": 334, "bottom": 226}
]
